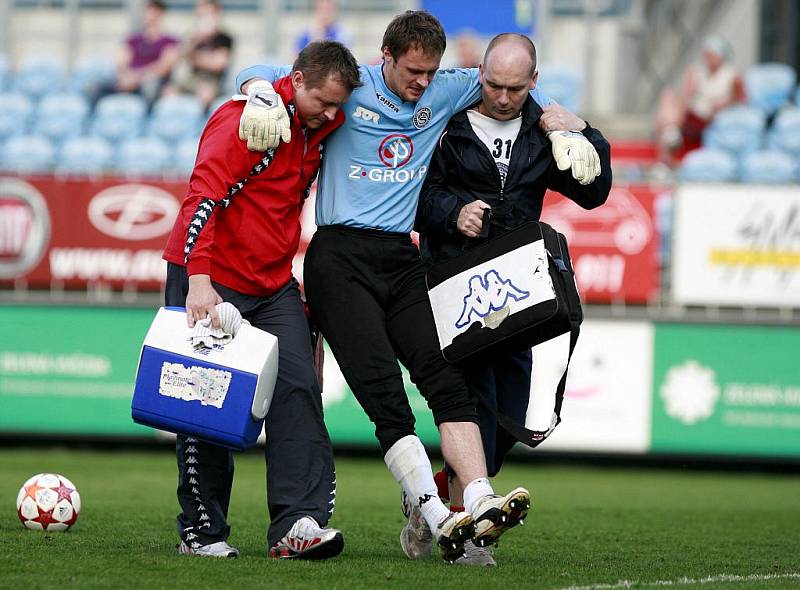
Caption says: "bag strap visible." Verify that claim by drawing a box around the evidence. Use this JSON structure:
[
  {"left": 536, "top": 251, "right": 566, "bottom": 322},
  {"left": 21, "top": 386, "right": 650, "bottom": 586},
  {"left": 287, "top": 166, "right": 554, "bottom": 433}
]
[{"left": 478, "top": 321, "right": 579, "bottom": 449}]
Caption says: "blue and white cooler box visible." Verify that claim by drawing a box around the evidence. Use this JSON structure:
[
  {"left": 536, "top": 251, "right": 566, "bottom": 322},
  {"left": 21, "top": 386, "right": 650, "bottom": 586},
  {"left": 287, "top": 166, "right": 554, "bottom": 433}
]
[{"left": 131, "top": 307, "right": 278, "bottom": 450}]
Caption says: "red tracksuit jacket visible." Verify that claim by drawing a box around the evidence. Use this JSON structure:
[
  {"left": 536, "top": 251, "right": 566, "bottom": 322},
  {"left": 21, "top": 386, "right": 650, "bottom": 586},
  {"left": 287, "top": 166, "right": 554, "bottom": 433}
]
[{"left": 163, "top": 76, "right": 343, "bottom": 296}]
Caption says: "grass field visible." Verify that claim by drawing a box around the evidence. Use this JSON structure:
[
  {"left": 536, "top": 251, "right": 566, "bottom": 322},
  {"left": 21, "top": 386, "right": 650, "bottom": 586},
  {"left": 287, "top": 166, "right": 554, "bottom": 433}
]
[{"left": 0, "top": 448, "right": 798, "bottom": 590}]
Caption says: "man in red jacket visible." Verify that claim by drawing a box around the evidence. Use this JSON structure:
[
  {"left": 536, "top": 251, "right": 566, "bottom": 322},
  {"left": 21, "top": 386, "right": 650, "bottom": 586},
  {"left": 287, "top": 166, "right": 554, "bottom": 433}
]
[{"left": 162, "top": 40, "right": 361, "bottom": 560}]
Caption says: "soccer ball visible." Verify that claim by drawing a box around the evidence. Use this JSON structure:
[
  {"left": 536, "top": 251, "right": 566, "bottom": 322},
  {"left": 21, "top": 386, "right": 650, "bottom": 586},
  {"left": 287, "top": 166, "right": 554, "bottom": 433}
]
[{"left": 16, "top": 473, "right": 81, "bottom": 531}]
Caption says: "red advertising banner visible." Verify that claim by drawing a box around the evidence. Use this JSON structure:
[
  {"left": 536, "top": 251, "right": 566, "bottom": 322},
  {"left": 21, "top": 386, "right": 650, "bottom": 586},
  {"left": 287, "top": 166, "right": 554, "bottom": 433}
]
[
  {"left": 1, "top": 175, "right": 660, "bottom": 302},
  {"left": 0, "top": 177, "right": 187, "bottom": 290},
  {"left": 540, "top": 185, "right": 662, "bottom": 303}
]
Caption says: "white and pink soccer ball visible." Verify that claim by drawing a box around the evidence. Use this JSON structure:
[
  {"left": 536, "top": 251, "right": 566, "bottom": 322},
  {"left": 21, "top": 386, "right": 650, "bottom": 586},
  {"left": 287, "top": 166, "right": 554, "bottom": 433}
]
[{"left": 16, "top": 473, "right": 81, "bottom": 531}]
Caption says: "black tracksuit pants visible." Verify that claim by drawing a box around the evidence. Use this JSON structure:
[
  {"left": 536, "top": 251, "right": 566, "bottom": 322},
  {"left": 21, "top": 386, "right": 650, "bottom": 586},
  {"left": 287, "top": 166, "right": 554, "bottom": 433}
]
[
  {"left": 165, "top": 263, "right": 336, "bottom": 549},
  {"left": 303, "top": 226, "right": 478, "bottom": 454},
  {"left": 465, "top": 348, "right": 532, "bottom": 477}
]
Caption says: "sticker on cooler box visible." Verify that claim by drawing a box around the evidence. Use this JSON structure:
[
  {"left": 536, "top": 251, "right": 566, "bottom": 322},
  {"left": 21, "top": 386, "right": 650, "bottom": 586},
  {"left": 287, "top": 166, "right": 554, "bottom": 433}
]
[{"left": 158, "top": 362, "right": 232, "bottom": 408}]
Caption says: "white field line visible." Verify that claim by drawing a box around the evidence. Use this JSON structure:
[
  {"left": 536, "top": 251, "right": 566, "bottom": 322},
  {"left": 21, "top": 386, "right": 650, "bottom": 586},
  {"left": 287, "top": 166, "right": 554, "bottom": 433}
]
[{"left": 557, "top": 572, "right": 800, "bottom": 590}]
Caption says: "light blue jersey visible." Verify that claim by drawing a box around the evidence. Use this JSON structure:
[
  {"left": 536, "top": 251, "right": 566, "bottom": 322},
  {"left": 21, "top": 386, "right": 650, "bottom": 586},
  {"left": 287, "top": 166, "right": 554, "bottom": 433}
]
[{"left": 236, "top": 64, "right": 551, "bottom": 233}]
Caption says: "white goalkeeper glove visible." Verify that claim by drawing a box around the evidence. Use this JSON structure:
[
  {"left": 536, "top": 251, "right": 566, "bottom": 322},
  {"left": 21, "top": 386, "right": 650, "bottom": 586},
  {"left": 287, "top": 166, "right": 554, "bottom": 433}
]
[
  {"left": 238, "top": 80, "right": 292, "bottom": 151},
  {"left": 548, "top": 130, "right": 602, "bottom": 186}
]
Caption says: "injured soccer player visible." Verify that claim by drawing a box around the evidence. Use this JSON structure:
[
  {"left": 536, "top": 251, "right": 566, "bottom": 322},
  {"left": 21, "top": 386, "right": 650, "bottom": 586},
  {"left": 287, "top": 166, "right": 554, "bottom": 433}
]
[{"left": 232, "top": 11, "right": 602, "bottom": 565}]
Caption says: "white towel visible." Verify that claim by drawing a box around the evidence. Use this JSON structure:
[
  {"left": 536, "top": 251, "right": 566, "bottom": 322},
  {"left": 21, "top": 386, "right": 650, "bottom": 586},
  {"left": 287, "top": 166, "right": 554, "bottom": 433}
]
[{"left": 190, "top": 302, "right": 249, "bottom": 350}]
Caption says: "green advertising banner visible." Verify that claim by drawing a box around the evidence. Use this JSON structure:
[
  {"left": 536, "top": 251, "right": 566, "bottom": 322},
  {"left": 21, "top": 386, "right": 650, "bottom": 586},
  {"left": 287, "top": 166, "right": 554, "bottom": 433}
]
[
  {"left": 0, "top": 305, "right": 440, "bottom": 447},
  {"left": 652, "top": 324, "right": 800, "bottom": 458},
  {"left": 0, "top": 305, "right": 155, "bottom": 436}
]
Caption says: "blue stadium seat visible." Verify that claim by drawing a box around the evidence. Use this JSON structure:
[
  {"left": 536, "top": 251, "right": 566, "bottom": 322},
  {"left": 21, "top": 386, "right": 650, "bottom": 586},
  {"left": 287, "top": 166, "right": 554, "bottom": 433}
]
[
  {"left": 536, "top": 64, "right": 582, "bottom": 113},
  {"left": 0, "top": 55, "right": 9, "bottom": 91},
  {"left": 12, "top": 55, "right": 66, "bottom": 97},
  {"left": 679, "top": 147, "right": 737, "bottom": 182},
  {"left": 35, "top": 93, "right": 90, "bottom": 144},
  {"left": 70, "top": 55, "right": 116, "bottom": 98},
  {"left": 116, "top": 136, "right": 170, "bottom": 178},
  {"left": 57, "top": 136, "right": 113, "bottom": 177},
  {"left": 1, "top": 135, "right": 56, "bottom": 173},
  {"left": 702, "top": 105, "right": 766, "bottom": 156},
  {"left": 91, "top": 93, "right": 147, "bottom": 142},
  {"left": 745, "top": 62, "right": 796, "bottom": 116},
  {"left": 147, "top": 94, "right": 205, "bottom": 143},
  {"left": 739, "top": 149, "right": 796, "bottom": 184},
  {"left": 0, "top": 93, "right": 33, "bottom": 140},
  {"left": 766, "top": 107, "right": 800, "bottom": 158},
  {"left": 173, "top": 137, "right": 200, "bottom": 177}
]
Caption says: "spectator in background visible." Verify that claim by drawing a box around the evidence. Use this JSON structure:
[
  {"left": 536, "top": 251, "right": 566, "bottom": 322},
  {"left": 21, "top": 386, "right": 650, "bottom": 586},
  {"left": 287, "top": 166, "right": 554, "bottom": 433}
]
[
  {"left": 167, "top": 0, "right": 234, "bottom": 110},
  {"left": 295, "top": 0, "right": 350, "bottom": 55},
  {"left": 656, "top": 36, "right": 746, "bottom": 163},
  {"left": 110, "top": 0, "right": 180, "bottom": 105},
  {"left": 454, "top": 30, "right": 481, "bottom": 68}
]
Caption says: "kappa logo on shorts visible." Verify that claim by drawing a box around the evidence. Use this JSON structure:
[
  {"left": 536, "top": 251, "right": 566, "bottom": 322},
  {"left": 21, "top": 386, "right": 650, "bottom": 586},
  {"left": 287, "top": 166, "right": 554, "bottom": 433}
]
[
  {"left": 455, "top": 270, "right": 530, "bottom": 329},
  {"left": 412, "top": 107, "right": 432, "bottom": 129}
]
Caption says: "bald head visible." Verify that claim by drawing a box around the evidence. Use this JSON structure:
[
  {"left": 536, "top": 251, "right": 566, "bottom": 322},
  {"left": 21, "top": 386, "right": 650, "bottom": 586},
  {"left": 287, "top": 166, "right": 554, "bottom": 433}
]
[
  {"left": 483, "top": 33, "right": 537, "bottom": 78},
  {"left": 478, "top": 33, "right": 538, "bottom": 121}
]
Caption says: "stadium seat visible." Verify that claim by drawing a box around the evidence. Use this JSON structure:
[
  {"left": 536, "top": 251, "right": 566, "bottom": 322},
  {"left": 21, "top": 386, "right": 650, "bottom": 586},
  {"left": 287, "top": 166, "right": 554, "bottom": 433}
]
[
  {"left": 57, "top": 136, "right": 113, "bottom": 177},
  {"left": 91, "top": 93, "right": 147, "bottom": 142},
  {"left": 536, "top": 64, "right": 582, "bottom": 113},
  {"left": 116, "top": 136, "right": 170, "bottom": 178},
  {"left": 0, "top": 93, "right": 33, "bottom": 140},
  {"left": 702, "top": 105, "right": 766, "bottom": 156},
  {"left": 0, "top": 55, "right": 9, "bottom": 91},
  {"left": 766, "top": 107, "right": 800, "bottom": 157},
  {"left": 147, "top": 94, "right": 205, "bottom": 143},
  {"left": 12, "top": 55, "right": 66, "bottom": 97},
  {"left": 35, "top": 93, "right": 90, "bottom": 144},
  {"left": 1, "top": 135, "right": 56, "bottom": 173},
  {"left": 678, "top": 147, "right": 737, "bottom": 182},
  {"left": 739, "top": 149, "right": 796, "bottom": 184},
  {"left": 70, "top": 55, "right": 116, "bottom": 98},
  {"left": 745, "top": 62, "right": 796, "bottom": 116},
  {"left": 173, "top": 137, "right": 200, "bottom": 177}
]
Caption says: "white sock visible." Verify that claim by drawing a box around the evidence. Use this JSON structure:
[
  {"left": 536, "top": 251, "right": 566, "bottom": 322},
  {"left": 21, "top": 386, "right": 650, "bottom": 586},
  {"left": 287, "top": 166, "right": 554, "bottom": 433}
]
[
  {"left": 463, "top": 477, "right": 494, "bottom": 515},
  {"left": 384, "top": 435, "right": 450, "bottom": 530}
]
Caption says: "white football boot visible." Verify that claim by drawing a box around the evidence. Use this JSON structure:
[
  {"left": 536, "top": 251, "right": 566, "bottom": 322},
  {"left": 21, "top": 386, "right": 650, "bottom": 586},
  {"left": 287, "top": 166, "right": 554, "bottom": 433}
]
[
  {"left": 400, "top": 490, "right": 433, "bottom": 559},
  {"left": 178, "top": 540, "right": 240, "bottom": 558},
  {"left": 269, "top": 516, "right": 344, "bottom": 560},
  {"left": 434, "top": 510, "right": 475, "bottom": 563},
  {"left": 454, "top": 539, "right": 496, "bottom": 567},
  {"left": 471, "top": 486, "right": 530, "bottom": 548}
]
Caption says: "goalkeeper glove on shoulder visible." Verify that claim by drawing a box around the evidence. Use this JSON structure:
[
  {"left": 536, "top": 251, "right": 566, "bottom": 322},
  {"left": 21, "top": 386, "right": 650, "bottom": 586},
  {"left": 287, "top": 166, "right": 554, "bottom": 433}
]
[
  {"left": 547, "top": 130, "right": 602, "bottom": 186},
  {"left": 238, "top": 80, "right": 292, "bottom": 151}
]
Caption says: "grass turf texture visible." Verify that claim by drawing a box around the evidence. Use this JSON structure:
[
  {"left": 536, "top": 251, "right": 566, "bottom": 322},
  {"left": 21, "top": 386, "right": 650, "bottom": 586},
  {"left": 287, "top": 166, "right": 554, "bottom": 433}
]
[{"left": 0, "top": 449, "right": 798, "bottom": 590}]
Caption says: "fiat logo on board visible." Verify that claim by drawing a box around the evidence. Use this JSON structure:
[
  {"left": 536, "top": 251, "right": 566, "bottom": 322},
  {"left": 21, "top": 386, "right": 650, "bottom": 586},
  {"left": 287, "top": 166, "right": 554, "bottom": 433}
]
[{"left": 0, "top": 177, "right": 51, "bottom": 278}]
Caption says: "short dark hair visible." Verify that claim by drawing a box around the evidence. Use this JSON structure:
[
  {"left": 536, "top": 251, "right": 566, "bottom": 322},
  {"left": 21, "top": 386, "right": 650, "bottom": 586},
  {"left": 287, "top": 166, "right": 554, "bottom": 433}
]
[
  {"left": 382, "top": 10, "right": 446, "bottom": 59},
  {"left": 484, "top": 33, "right": 537, "bottom": 77},
  {"left": 292, "top": 40, "right": 362, "bottom": 92},
  {"left": 147, "top": 0, "right": 166, "bottom": 12}
]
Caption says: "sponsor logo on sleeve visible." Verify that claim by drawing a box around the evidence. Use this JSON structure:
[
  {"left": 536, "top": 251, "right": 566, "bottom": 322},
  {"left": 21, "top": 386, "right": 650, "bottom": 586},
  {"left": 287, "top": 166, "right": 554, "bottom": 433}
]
[{"left": 412, "top": 107, "right": 432, "bottom": 129}]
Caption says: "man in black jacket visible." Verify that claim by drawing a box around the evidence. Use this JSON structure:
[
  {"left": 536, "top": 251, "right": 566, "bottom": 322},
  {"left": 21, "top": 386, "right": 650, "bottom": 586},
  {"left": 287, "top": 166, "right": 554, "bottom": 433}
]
[{"left": 415, "top": 32, "right": 612, "bottom": 566}]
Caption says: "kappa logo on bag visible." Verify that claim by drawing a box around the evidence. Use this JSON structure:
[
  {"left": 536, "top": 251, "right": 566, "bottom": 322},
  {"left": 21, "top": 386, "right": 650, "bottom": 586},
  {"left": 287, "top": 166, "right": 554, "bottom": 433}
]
[{"left": 456, "top": 270, "right": 530, "bottom": 329}]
